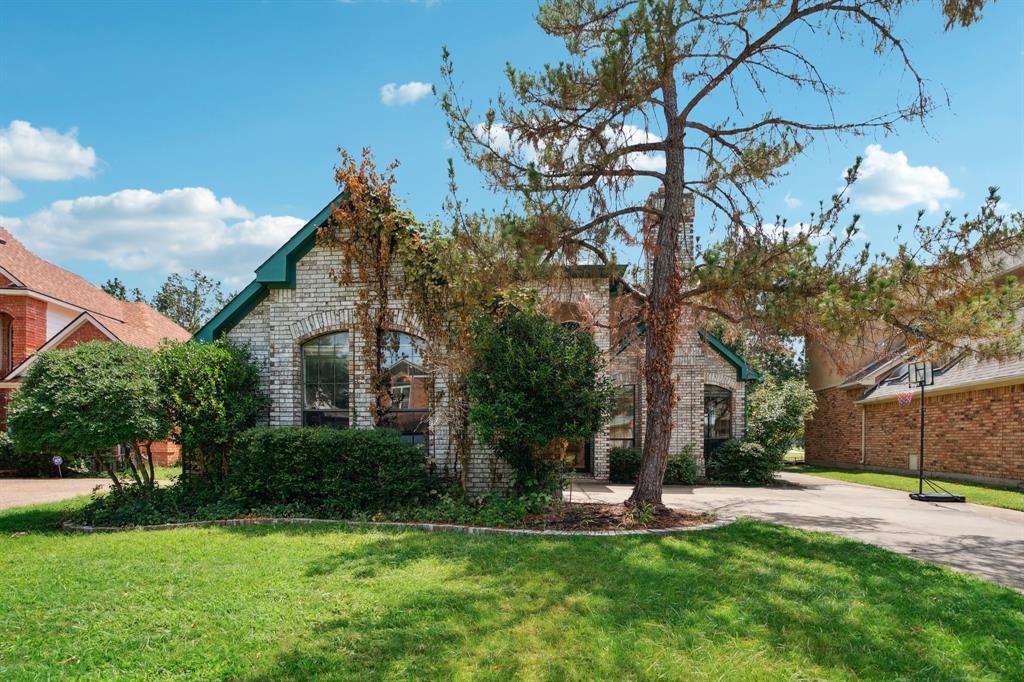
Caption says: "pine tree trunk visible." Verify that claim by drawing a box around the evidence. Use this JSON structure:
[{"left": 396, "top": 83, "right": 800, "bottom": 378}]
[{"left": 628, "top": 76, "right": 685, "bottom": 508}]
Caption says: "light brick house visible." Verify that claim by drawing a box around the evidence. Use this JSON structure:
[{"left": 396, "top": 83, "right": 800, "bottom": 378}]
[
  {"left": 0, "top": 227, "right": 192, "bottom": 465},
  {"left": 805, "top": 256, "right": 1024, "bottom": 486},
  {"left": 195, "top": 194, "right": 758, "bottom": 490}
]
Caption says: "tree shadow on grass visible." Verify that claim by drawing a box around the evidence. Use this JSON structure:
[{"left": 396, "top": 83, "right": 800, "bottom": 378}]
[
  {"left": 0, "top": 499, "right": 83, "bottom": 534},
  {"left": 223, "top": 521, "right": 1024, "bottom": 681}
]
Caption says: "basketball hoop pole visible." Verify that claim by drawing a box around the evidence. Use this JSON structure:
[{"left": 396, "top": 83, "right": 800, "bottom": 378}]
[
  {"left": 918, "top": 380, "right": 925, "bottom": 496},
  {"left": 908, "top": 359, "right": 965, "bottom": 503}
]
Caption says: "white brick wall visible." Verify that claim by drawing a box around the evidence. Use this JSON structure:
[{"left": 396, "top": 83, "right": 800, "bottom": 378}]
[{"left": 227, "top": 240, "right": 747, "bottom": 490}]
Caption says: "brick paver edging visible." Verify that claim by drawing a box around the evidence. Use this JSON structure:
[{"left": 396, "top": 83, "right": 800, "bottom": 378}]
[{"left": 61, "top": 514, "right": 734, "bottom": 537}]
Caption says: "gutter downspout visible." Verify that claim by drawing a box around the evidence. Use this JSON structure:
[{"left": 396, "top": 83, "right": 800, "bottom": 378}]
[{"left": 860, "top": 405, "right": 866, "bottom": 465}]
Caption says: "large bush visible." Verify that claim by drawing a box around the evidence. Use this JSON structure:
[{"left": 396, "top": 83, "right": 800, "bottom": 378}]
[
  {"left": 705, "top": 439, "right": 776, "bottom": 485},
  {"left": 468, "top": 307, "right": 614, "bottom": 494},
  {"left": 156, "top": 339, "right": 269, "bottom": 480},
  {"left": 746, "top": 375, "right": 816, "bottom": 459},
  {"left": 227, "top": 427, "right": 436, "bottom": 516},
  {"left": 608, "top": 447, "right": 642, "bottom": 483},
  {"left": 8, "top": 341, "right": 170, "bottom": 489},
  {"left": 665, "top": 445, "right": 699, "bottom": 485},
  {"left": 705, "top": 376, "right": 815, "bottom": 485}
]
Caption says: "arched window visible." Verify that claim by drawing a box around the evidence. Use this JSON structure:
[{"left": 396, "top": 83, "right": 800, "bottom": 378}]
[
  {"left": 0, "top": 313, "right": 12, "bottom": 376},
  {"left": 703, "top": 385, "right": 733, "bottom": 454},
  {"left": 302, "top": 332, "right": 350, "bottom": 427},
  {"left": 380, "top": 331, "right": 429, "bottom": 446}
]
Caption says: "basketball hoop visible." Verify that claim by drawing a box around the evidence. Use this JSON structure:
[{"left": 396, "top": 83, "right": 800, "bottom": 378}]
[{"left": 905, "top": 359, "right": 965, "bottom": 503}]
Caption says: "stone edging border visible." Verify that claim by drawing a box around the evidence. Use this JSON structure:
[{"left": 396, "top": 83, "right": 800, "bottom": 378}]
[{"left": 61, "top": 514, "right": 734, "bottom": 537}]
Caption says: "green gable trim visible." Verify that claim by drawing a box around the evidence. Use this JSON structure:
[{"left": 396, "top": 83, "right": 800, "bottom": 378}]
[
  {"left": 254, "top": 193, "right": 342, "bottom": 288},
  {"left": 193, "top": 281, "right": 267, "bottom": 342},
  {"left": 615, "top": 325, "right": 759, "bottom": 382},
  {"left": 193, "top": 193, "right": 343, "bottom": 342},
  {"left": 700, "top": 330, "right": 761, "bottom": 382}
]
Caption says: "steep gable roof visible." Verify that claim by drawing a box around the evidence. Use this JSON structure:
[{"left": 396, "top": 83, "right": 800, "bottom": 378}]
[
  {"left": 195, "top": 193, "right": 343, "bottom": 342},
  {"left": 0, "top": 226, "right": 191, "bottom": 348}
]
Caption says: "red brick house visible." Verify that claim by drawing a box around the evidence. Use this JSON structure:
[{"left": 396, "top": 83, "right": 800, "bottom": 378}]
[
  {"left": 0, "top": 226, "right": 191, "bottom": 465},
  {"left": 805, "top": 256, "right": 1024, "bottom": 487}
]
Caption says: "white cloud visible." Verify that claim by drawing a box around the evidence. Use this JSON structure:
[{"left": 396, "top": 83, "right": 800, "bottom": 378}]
[
  {"left": 1, "top": 187, "right": 304, "bottom": 287},
  {"left": 0, "top": 120, "right": 98, "bottom": 182},
  {"left": 849, "top": 145, "right": 961, "bottom": 212},
  {"left": 380, "top": 81, "right": 432, "bottom": 106},
  {"left": 784, "top": 193, "right": 801, "bottom": 209},
  {"left": 615, "top": 124, "right": 665, "bottom": 172},
  {"left": 0, "top": 176, "right": 23, "bottom": 203},
  {"left": 472, "top": 121, "right": 665, "bottom": 172}
]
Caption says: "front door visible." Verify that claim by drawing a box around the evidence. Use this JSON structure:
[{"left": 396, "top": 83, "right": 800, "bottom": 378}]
[{"left": 566, "top": 439, "right": 592, "bottom": 474}]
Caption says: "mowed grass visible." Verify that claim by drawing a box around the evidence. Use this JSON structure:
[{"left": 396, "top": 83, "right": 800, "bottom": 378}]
[
  {"left": 794, "top": 465, "right": 1024, "bottom": 512},
  {"left": 1, "top": 501, "right": 1022, "bottom": 681}
]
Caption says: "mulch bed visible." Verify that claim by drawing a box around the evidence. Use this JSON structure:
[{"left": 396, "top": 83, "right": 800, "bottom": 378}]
[{"left": 523, "top": 503, "right": 713, "bottom": 531}]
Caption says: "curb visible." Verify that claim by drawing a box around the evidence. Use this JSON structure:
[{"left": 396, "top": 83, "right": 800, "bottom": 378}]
[{"left": 60, "top": 514, "right": 734, "bottom": 537}]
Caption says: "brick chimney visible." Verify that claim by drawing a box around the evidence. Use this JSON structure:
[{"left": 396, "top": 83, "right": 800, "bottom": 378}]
[{"left": 643, "top": 190, "right": 695, "bottom": 289}]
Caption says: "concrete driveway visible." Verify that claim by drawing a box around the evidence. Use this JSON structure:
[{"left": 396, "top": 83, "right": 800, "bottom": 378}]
[
  {"left": 570, "top": 471, "right": 1024, "bottom": 591},
  {"left": 0, "top": 477, "right": 110, "bottom": 510}
]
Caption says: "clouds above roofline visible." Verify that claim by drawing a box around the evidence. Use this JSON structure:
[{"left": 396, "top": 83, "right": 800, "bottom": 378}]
[
  {"left": 0, "top": 120, "right": 99, "bottom": 203},
  {"left": 1, "top": 187, "right": 304, "bottom": 288},
  {"left": 847, "top": 144, "right": 961, "bottom": 213}
]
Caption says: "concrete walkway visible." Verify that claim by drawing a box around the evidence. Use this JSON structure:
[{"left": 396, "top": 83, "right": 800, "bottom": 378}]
[
  {"left": 0, "top": 477, "right": 110, "bottom": 510},
  {"left": 570, "top": 471, "right": 1024, "bottom": 591}
]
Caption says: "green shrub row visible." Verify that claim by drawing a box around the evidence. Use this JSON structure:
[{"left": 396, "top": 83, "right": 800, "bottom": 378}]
[
  {"left": 72, "top": 427, "right": 439, "bottom": 526},
  {"left": 227, "top": 427, "right": 437, "bottom": 516},
  {"left": 608, "top": 446, "right": 698, "bottom": 485}
]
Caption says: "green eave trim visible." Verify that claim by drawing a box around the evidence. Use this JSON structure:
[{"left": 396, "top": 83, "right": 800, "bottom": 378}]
[
  {"left": 193, "top": 193, "right": 343, "bottom": 342},
  {"left": 193, "top": 282, "right": 267, "bottom": 342},
  {"left": 254, "top": 193, "right": 343, "bottom": 288},
  {"left": 700, "top": 330, "right": 762, "bottom": 382}
]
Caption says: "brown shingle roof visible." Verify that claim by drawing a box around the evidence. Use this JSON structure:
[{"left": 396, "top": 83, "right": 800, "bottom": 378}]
[{"left": 0, "top": 226, "right": 190, "bottom": 348}]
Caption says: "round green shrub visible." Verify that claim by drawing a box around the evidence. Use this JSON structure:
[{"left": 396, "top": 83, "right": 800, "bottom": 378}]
[
  {"left": 706, "top": 439, "right": 778, "bottom": 485},
  {"left": 608, "top": 447, "right": 642, "bottom": 483}
]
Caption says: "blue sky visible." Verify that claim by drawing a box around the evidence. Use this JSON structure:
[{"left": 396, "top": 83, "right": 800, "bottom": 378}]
[{"left": 1, "top": 0, "right": 1021, "bottom": 294}]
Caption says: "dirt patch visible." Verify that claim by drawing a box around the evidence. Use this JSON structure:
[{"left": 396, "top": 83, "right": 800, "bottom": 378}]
[{"left": 524, "top": 503, "right": 713, "bottom": 531}]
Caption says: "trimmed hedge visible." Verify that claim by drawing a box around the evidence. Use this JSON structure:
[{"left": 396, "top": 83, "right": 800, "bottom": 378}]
[
  {"left": 227, "top": 427, "right": 437, "bottom": 516},
  {"left": 665, "top": 446, "right": 698, "bottom": 485},
  {"left": 609, "top": 446, "right": 698, "bottom": 485},
  {"left": 609, "top": 447, "right": 642, "bottom": 483},
  {"left": 705, "top": 438, "right": 779, "bottom": 485}
]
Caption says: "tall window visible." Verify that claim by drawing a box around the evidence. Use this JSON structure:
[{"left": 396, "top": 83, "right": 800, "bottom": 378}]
[
  {"left": 0, "top": 313, "right": 12, "bottom": 377},
  {"left": 703, "top": 385, "right": 733, "bottom": 453},
  {"left": 608, "top": 384, "right": 636, "bottom": 450},
  {"left": 302, "top": 332, "right": 350, "bottom": 427},
  {"left": 380, "top": 331, "right": 430, "bottom": 446}
]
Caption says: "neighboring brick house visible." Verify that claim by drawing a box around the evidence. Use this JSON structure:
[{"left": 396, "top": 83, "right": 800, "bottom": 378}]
[
  {"left": 0, "top": 227, "right": 192, "bottom": 465},
  {"left": 805, "top": 256, "right": 1024, "bottom": 486},
  {"left": 195, "top": 194, "right": 759, "bottom": 491}
]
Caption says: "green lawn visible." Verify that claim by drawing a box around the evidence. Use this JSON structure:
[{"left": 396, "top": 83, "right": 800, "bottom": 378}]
[
  {"left": 793, "top": 465, "right": 1024, "bottom": 512},
  {"left": 784, "top": 447, "right": 805, "bottom": 463},
  {"left": 1, "top": 500, "right": 1021, "bottom": 681}
]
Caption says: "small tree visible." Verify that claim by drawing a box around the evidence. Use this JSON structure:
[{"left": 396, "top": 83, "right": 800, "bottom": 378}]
[
  {"left": 746, "top": 375, "right": 816, "bottom": 460},
  {"left": 8, "top": 342, "right": 169, "bottom": 490},
  {"left": 101, "top": 277, "right": 145, "bottom": 303},
  {"left": 155, "top": 339, "right": 269, "bottom": 481},
  {"left": 152, "top": 270, "right": 229, "bottom": 333},
  {"left": 468, "top": 305, "right": 615, "bottom": 494}
]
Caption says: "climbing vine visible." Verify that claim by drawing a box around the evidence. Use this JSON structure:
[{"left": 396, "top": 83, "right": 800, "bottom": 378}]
[
  {"left": 318, "top": 147, "right": 416, "bottom": 427},
  {"left": 320, "top": 148, "right": 546, "bottom": 486}
]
